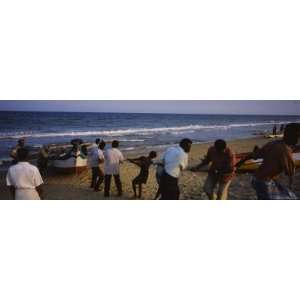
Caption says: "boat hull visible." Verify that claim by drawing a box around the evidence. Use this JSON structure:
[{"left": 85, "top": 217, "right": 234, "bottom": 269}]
[{"left": 51, "top": 156, "right": 88, "bottom": 174}]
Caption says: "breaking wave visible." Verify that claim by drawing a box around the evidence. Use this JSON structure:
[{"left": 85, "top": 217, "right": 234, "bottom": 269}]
[{"left": 1, "top": 120, "right": 299, "bottom": 140}]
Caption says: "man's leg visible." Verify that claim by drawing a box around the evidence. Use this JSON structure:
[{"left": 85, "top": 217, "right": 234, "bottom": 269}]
[
  {"left": 251, "top": 177, "right": 271, "bottom": 200},
  {"left": 203, "top": 174, "right": 217, "bottom": 200},
  {"left": 91, "top": 167, "right": 98, "bottom": 188},
  {"left": 95, "top": 168, "right": 104, "bottom": 191},
  {"left": 217, "top": 180, "right": 232, "bottom": 200},
  {"left": 154, "top": 186, "right": 161, "bottom": 200},
  {"left": 160, "top": 173, "right": 179, "bottom": 200},
  {"left": 132, "top": 178, "right": 137, "bottom": 198},
  {"left": 114, "top": 174, "right": 123, "bottom": 196},
  {"left": 104, "top": 175, "right": 112, "bottom": 197},
  {"left": 138, "top": 183, "right": 142, "bottom": 199}
]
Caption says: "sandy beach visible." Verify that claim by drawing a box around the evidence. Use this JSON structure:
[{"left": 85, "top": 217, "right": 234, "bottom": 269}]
[{"left": 1, "top": 136, "right": 299, "bottom": 200}]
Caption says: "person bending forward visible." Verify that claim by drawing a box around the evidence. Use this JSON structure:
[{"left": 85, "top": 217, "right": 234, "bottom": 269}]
[{"left": 191, "top": 139, "right": 236, "bottom": 200}]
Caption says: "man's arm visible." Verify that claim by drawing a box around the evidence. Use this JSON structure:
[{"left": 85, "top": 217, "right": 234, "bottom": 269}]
[
  {"left": 36, "top": 185, "right": 44, "bottom": 200},
  {"left": 128, "top": 158, "right": 143, "bottom": 167},
  {"left": 98, "top": 151, "right": 105, "bottom": 164},
  {"left": 190, "top": 152, "right": 211, "bottom": 172},
  {"left": 119, "top": 152, "right": 125, "bottom": 163}
]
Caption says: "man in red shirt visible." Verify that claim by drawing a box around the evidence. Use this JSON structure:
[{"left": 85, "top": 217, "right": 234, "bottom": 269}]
[{"left": 191, "top": 139, "right": 236, "bottom": 200}]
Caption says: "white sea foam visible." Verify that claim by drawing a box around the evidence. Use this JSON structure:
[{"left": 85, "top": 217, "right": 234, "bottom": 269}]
[{"left": 1, "top": 120, "right": 299, "bottom": 139}]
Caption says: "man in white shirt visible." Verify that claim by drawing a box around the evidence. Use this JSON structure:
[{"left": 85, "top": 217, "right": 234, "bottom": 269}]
[
  {"left": 6, "top": 148, "right": 44, "bottom": 200},
  {"left": 104, "top": 140, "right": 124, "bottom": 197},
  {"left": 160, "top": 138, "right": 192, "bottom": 200},
  {"left": 88, "top": 140, "right": 105, "bottom": 191}
]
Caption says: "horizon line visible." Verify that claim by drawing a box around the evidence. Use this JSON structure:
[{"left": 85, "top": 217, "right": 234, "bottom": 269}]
[{"left": 0, "top": 109, "right": 300, "bottom": 117}]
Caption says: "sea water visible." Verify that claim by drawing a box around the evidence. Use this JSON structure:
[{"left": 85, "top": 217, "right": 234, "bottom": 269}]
[{"left": 1, "top": 111, "right": 299, "bottom": 162}]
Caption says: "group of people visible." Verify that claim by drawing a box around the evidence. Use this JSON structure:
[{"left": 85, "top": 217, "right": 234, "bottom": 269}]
[
  {"left": 5, "top": 122, "right": 300, "bottom": 200},
  {"left": 88, "top": 139, "right": 124, "bottom": 197},
  {"left": 272, "top": 124, "right": 286, "bottom": 136},
  {"left": 164, "top": 122, "right": 299, "bottom": 200}
]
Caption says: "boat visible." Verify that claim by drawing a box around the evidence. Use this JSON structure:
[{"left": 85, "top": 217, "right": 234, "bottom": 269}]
[
  {"left": 49, "top": 141, "right": 89, "bottom": 174},
  {"left": 237, "top": 152, "right": 300, "bottom": 173},
  {"left": 51, "top": 152, "right": 88, "bottom": 174},
  {"left": 264, "top": 134, "right": 283, "bottom": 139}
]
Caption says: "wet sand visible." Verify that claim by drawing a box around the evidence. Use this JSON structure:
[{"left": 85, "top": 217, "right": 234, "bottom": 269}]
[{"left": 1, "top": 137, "right": 299, "bottom": 200}]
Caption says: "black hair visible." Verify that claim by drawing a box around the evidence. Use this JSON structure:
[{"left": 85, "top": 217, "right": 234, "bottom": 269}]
[
  {"left": 179, "top": 138, "right": 192, "bottom": 153},
  {"left": 95, "top": 138, "right": 100, "bottom": 144},
  {"left": 99, "top": 140, "right": 106, "bottom": 149},
  {"left": 284, "top": 123, "right": 300, "bottom": 146},
  {"left": 112, "top": 140, "right": 119, "bottom": 148},
  {"left": 149, "top": 151, "right": 157, "bottom": 159},
  {"left": 214, "top": 139, "right": 226, "bottom": 152},
  {"left": 18, "top": 138, "right": 25, "bottom": 146},
  {"left": 17, "top": 147, "right": 29, "bottom": 161}
]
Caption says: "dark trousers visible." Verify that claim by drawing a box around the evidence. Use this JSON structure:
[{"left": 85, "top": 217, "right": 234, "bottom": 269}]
[
  {"left": 91, "top": 167, "right": 104, "bottom": 190},
  {"left": 160, "top": 172, "right": 180, "bottom": 200},
  {"left": 104, "top": 174, "right": 122, "bottom": 197}
]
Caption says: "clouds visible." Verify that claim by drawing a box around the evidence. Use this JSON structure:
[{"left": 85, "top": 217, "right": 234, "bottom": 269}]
[{"left": 0, "top": 100, "right": 299, "bottom": 115}]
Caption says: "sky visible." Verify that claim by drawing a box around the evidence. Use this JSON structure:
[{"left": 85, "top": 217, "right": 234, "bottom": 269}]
[{"left": 0, "top": 100, "right": 300, "bottom": 115}]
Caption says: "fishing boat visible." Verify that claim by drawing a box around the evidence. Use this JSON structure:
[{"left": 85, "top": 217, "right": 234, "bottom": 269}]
[
  {"left": 50, "top": 140, "right": 89, "bottom": 174},
  {"left": 264, "top": 134, "right": 283, "bottom": 139},
  {"left": 51, "top": 152, "right": 88, "bottom": 174},
  {"left": 237, "top": 151, "right": 300, "bottom": 172}
]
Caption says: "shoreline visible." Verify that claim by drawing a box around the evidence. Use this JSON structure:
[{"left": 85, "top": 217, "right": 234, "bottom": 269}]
[{"left": 1, "top": 135, "right": 299, "bottom": 200}]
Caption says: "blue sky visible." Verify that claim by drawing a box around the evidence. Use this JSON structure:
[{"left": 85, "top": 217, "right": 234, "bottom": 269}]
[{"left": 0, "top": 100, "right": 299, "bottom": 115}]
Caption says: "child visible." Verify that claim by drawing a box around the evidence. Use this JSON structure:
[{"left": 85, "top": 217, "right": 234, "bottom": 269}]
[{"left": 128, "top": 151, "right": 157, "bottom": 199}]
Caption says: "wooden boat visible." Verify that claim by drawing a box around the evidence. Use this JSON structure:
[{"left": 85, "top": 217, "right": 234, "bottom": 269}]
[
  {"left": 51, "top": 150, "right": 88, "bottom": 174},
  {"left": 237, "top": 152, "right": 300, "bottom": 173},
  {"left": 264, "top": 134, "right": 283, "bottom": 139}
]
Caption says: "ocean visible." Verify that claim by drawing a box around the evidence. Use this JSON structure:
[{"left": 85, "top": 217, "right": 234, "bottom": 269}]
[{"left": 1, "top": 111, "right": 300, "bottom": 162}]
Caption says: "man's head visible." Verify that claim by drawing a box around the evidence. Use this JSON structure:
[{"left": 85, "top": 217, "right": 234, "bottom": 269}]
[
  {"left": 95, "top": 138, "right": 100, "bottom": 145},
  {"left": 283, "top": 123, "right": 300, "bottom": 146},
  {"left": 149, "top": 151, "right": 157, "bottom": 159},
  {"left": 112, "top": 140, "right": 119, "bottom": 148},
  {"left": 99, "top": 140, "right": 106, "bottom": 150},
  {"left": 17, "top": 147, "right": 29, "bottom": 162},
  {"left": 18, "top": 138, "right": 25, "bottom": 147},
  {"left": 179, "top": 138, "right": 192, "bottom": 153},
  {"left": 214, "top": 139, "right": 227, "bottom": 153}
]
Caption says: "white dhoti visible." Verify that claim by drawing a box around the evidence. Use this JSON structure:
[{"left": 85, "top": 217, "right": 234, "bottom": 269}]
[{"left": 15, "top": 188, "right": 40, "bottom": 200}]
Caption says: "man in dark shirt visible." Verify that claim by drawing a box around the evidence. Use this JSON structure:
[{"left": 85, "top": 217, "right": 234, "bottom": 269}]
[
  {"left": 191, "top": 139, "right": 236, "bottom": 200},
  {"left": 10, "top": 138, "right": 26, "bottom": 164},
  {"left": 237, "top": 123, "right": 300, "bottom": 199},
  {"left": 128, "top": 151, "right": 157, "bottom": 199}
]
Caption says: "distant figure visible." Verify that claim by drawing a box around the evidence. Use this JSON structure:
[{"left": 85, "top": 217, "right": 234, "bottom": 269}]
[
  {"left": 104, "top": 140, "right": 124, "bottom": 197},
  {"left": 191, "top": 139, "right": 236, "bottom": 200},
  {"left": 128, "top": 151, "right": 157, "bottom": 199},
  {"left": 37, "top": 145, "right": 50, "bottom": 177},
  {"left": 10, "top": 138, "right": 26, "bottom": 164},
  {"left": 237, "top": 123, "right": 300, "bottom": 199},
  {"left": 280, "top": 124, "right": 285, "bottom": 134},
  {"left": 272, "top": 124, "right": 277, "bottom": 136},
  {"left": 88, "top": 140, "right": 105, "bottom": 191},
  {"left": 160, "top": 138, "right": 192, "bottom": 200},
  {"left": 6, "top": 148, "right": 44, "bottom": 200}
]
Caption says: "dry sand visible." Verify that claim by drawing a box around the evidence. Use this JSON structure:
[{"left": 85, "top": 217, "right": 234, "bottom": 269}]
[{"left": 1, "top": 137, "right": 299, "bottom": 200}]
